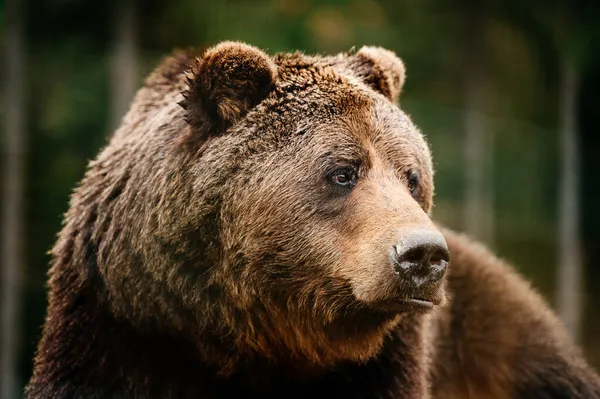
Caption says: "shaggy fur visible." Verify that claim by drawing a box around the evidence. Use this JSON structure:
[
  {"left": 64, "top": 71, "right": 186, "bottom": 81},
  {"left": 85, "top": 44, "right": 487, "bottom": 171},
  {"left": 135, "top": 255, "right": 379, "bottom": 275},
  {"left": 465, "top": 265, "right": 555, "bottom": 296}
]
[
  {"left": 433, "top": 229, "right": 600, "bottom": 398},
  {"left": 26, "top": 42, "right": 600, "bottom": 398}
]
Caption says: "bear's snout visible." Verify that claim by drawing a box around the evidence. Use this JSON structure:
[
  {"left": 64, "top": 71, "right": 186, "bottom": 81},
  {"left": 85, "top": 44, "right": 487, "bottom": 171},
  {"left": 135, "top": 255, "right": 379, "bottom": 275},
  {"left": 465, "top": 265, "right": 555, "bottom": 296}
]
[
  {"left": 389, "top": 229, "right": 449, "bottom": 304},
  {"left": 392, "top": 229, "right": 449, "bottom": 284}
]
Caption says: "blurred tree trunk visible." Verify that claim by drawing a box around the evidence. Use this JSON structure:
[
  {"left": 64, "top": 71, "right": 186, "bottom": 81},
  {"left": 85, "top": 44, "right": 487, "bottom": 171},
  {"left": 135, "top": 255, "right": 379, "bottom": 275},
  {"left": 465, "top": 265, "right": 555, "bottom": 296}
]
[
  {"left": 556, "top": 57, "right": 582, "bottom": 342},
  {"left": 110, "top": 0, "right": 138, "bottom": 130},
  {"left": 1, "top": 0, "right": 26, "bottom": 397},
  {"left": 463, "top": 4, "right": 494, "bottom": 246}
]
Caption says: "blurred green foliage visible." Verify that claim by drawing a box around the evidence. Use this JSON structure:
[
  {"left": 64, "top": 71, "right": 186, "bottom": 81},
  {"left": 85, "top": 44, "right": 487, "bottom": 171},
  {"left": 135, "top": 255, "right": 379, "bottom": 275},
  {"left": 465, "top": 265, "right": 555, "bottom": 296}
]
[{"left": 3, "top": 0, "right": 600, "bottom": 391}]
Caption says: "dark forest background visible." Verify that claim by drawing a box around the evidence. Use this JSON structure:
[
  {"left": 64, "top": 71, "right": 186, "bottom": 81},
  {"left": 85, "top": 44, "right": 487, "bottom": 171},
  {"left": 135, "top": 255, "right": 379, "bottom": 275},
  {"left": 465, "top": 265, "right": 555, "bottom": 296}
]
[{"left": 2, "top": 0, "right": 600, "bottom": 397}]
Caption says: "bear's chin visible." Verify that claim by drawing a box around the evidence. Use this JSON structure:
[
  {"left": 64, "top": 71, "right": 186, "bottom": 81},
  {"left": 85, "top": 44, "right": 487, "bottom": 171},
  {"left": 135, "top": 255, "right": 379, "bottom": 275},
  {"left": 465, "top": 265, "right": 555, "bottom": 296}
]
[
  {"left": 279, "top": 303, "right": 431, "bottom": 369},
  {"left": 297, "top": 307, "right": 406, "bottom": 365},
  {"left": 206, "top": 307, "right": 404, "bottom": 376},
  {"left": 262, "top": 311, "right": 404, "bottom": 374},
  {"left": 320, "top": 312, "right": 403, "bottom": 363}
]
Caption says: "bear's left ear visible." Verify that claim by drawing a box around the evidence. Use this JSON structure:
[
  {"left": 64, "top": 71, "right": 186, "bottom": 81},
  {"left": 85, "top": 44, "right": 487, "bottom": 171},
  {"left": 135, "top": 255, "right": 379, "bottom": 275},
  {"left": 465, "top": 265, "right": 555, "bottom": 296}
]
[
  {"left": 180, "top": 41, "right": 278, "bottom": 134},
  {"left": 343, "top": 46, "right": 406, "bottom": 103}
]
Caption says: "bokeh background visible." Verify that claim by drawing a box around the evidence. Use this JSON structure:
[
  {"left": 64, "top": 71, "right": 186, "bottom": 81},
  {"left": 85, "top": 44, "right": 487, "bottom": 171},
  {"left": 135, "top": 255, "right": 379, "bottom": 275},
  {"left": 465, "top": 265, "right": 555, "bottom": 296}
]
[{"left": 2, "top": 0, "right": 600, "bottom": 397}]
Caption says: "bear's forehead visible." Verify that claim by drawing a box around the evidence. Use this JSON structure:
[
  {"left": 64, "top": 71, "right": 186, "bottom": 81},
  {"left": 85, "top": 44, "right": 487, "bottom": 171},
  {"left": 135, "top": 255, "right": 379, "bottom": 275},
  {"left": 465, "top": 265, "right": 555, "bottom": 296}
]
[
  {"left": 272, "top": 53, "right": 366, "bottom": 98},
  {"left": 253, "top": 54, "right": 419, "bottom": 144}
]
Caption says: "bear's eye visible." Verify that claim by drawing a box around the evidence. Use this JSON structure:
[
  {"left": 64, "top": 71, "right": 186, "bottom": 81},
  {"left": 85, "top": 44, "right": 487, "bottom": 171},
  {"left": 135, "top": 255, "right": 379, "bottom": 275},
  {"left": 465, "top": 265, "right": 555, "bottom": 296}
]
[
  {"left": 408, "top": 170, "right": 420, "bottom": 197},
  {"left": 330, "top": 168, "right": 359, "bottom": 188}
]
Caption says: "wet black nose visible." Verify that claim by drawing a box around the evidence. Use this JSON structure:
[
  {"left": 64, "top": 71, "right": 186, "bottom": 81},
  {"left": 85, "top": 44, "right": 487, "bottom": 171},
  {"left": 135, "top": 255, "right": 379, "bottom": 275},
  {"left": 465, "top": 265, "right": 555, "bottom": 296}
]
[{"left": 392, "top": 229, "right": 450, "bottom": 286}]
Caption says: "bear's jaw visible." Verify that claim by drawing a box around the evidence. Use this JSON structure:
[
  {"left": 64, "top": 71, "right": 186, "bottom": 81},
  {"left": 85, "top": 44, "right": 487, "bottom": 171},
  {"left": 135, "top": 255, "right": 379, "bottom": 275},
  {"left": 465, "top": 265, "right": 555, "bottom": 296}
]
[{"left": 200, "top": 306, "right": 404, "bottom": 377}]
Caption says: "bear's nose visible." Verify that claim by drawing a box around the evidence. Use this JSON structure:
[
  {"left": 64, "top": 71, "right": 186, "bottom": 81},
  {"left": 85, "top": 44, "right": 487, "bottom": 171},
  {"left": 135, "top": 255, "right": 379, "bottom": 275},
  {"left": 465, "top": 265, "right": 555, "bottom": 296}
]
[{"left": 392, "top": 229, "right": 450, "bottom": 286}]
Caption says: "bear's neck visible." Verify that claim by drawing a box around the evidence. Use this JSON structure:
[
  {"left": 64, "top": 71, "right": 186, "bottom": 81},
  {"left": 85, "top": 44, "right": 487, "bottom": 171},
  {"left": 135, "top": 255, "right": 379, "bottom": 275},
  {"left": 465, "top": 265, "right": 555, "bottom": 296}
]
[{"left": 26, "top": 266, "right": 430, "bottom": 399}]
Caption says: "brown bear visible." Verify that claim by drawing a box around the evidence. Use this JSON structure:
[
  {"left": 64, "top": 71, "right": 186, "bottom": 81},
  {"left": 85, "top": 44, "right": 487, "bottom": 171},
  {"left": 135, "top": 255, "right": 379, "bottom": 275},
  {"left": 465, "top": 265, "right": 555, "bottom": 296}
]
[{"left": 26, "top": 42, "right": 600, "bottom": 399}]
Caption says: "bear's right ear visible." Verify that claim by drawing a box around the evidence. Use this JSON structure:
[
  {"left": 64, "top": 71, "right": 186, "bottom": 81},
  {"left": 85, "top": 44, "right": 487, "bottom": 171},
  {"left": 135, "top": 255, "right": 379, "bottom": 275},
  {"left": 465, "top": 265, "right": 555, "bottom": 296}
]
[{"left": 179, "top": 41, "right": 278, "bottom": 135}]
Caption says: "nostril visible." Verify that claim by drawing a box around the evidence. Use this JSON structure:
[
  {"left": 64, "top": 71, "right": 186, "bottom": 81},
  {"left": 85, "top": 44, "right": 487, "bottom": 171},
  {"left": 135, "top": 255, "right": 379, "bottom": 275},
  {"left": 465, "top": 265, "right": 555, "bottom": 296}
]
[
  {"left": 429, "top": 248, "right": 450, "bottom": 266},
  {"left": 397, "top": 246, "right": 428, "bottom": 264}
]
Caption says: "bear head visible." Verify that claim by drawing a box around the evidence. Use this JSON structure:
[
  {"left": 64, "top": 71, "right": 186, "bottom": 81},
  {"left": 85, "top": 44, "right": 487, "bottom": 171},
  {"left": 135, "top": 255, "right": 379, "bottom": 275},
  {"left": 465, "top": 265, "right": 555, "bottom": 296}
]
[{"left": 55, "top": 41, "right": 449, "bottom": 375}]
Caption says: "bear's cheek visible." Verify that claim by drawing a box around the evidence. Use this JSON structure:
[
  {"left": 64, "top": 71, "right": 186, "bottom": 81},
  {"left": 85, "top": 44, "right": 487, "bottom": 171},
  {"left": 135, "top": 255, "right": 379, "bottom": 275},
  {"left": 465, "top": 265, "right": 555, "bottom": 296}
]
[{"left": 337, "top": 233, "right": 399, "bottom": 303}]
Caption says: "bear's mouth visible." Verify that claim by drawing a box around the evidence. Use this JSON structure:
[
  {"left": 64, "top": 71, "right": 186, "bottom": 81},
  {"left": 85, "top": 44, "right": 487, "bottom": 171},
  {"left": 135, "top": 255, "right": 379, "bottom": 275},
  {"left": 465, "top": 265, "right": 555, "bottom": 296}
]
[
  {"left": 401, "top": 298, "right": 434, "bottom": 308},
  {"left": 393, "top": 297, "right": 434, "bottom": 311},
  {"left": 375, "top": 296, "right": 439, "bottom": 314}
]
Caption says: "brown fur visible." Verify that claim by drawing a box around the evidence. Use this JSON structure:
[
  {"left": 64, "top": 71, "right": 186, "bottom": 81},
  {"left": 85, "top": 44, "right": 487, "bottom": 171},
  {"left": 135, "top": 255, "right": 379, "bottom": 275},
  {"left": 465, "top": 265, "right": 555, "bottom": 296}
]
[
  {"left": 432, "top": 229, "right": 600, "bottom": 398},
  {"left": 26, "top": 42, "right": 600, "bottom": 398}
]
